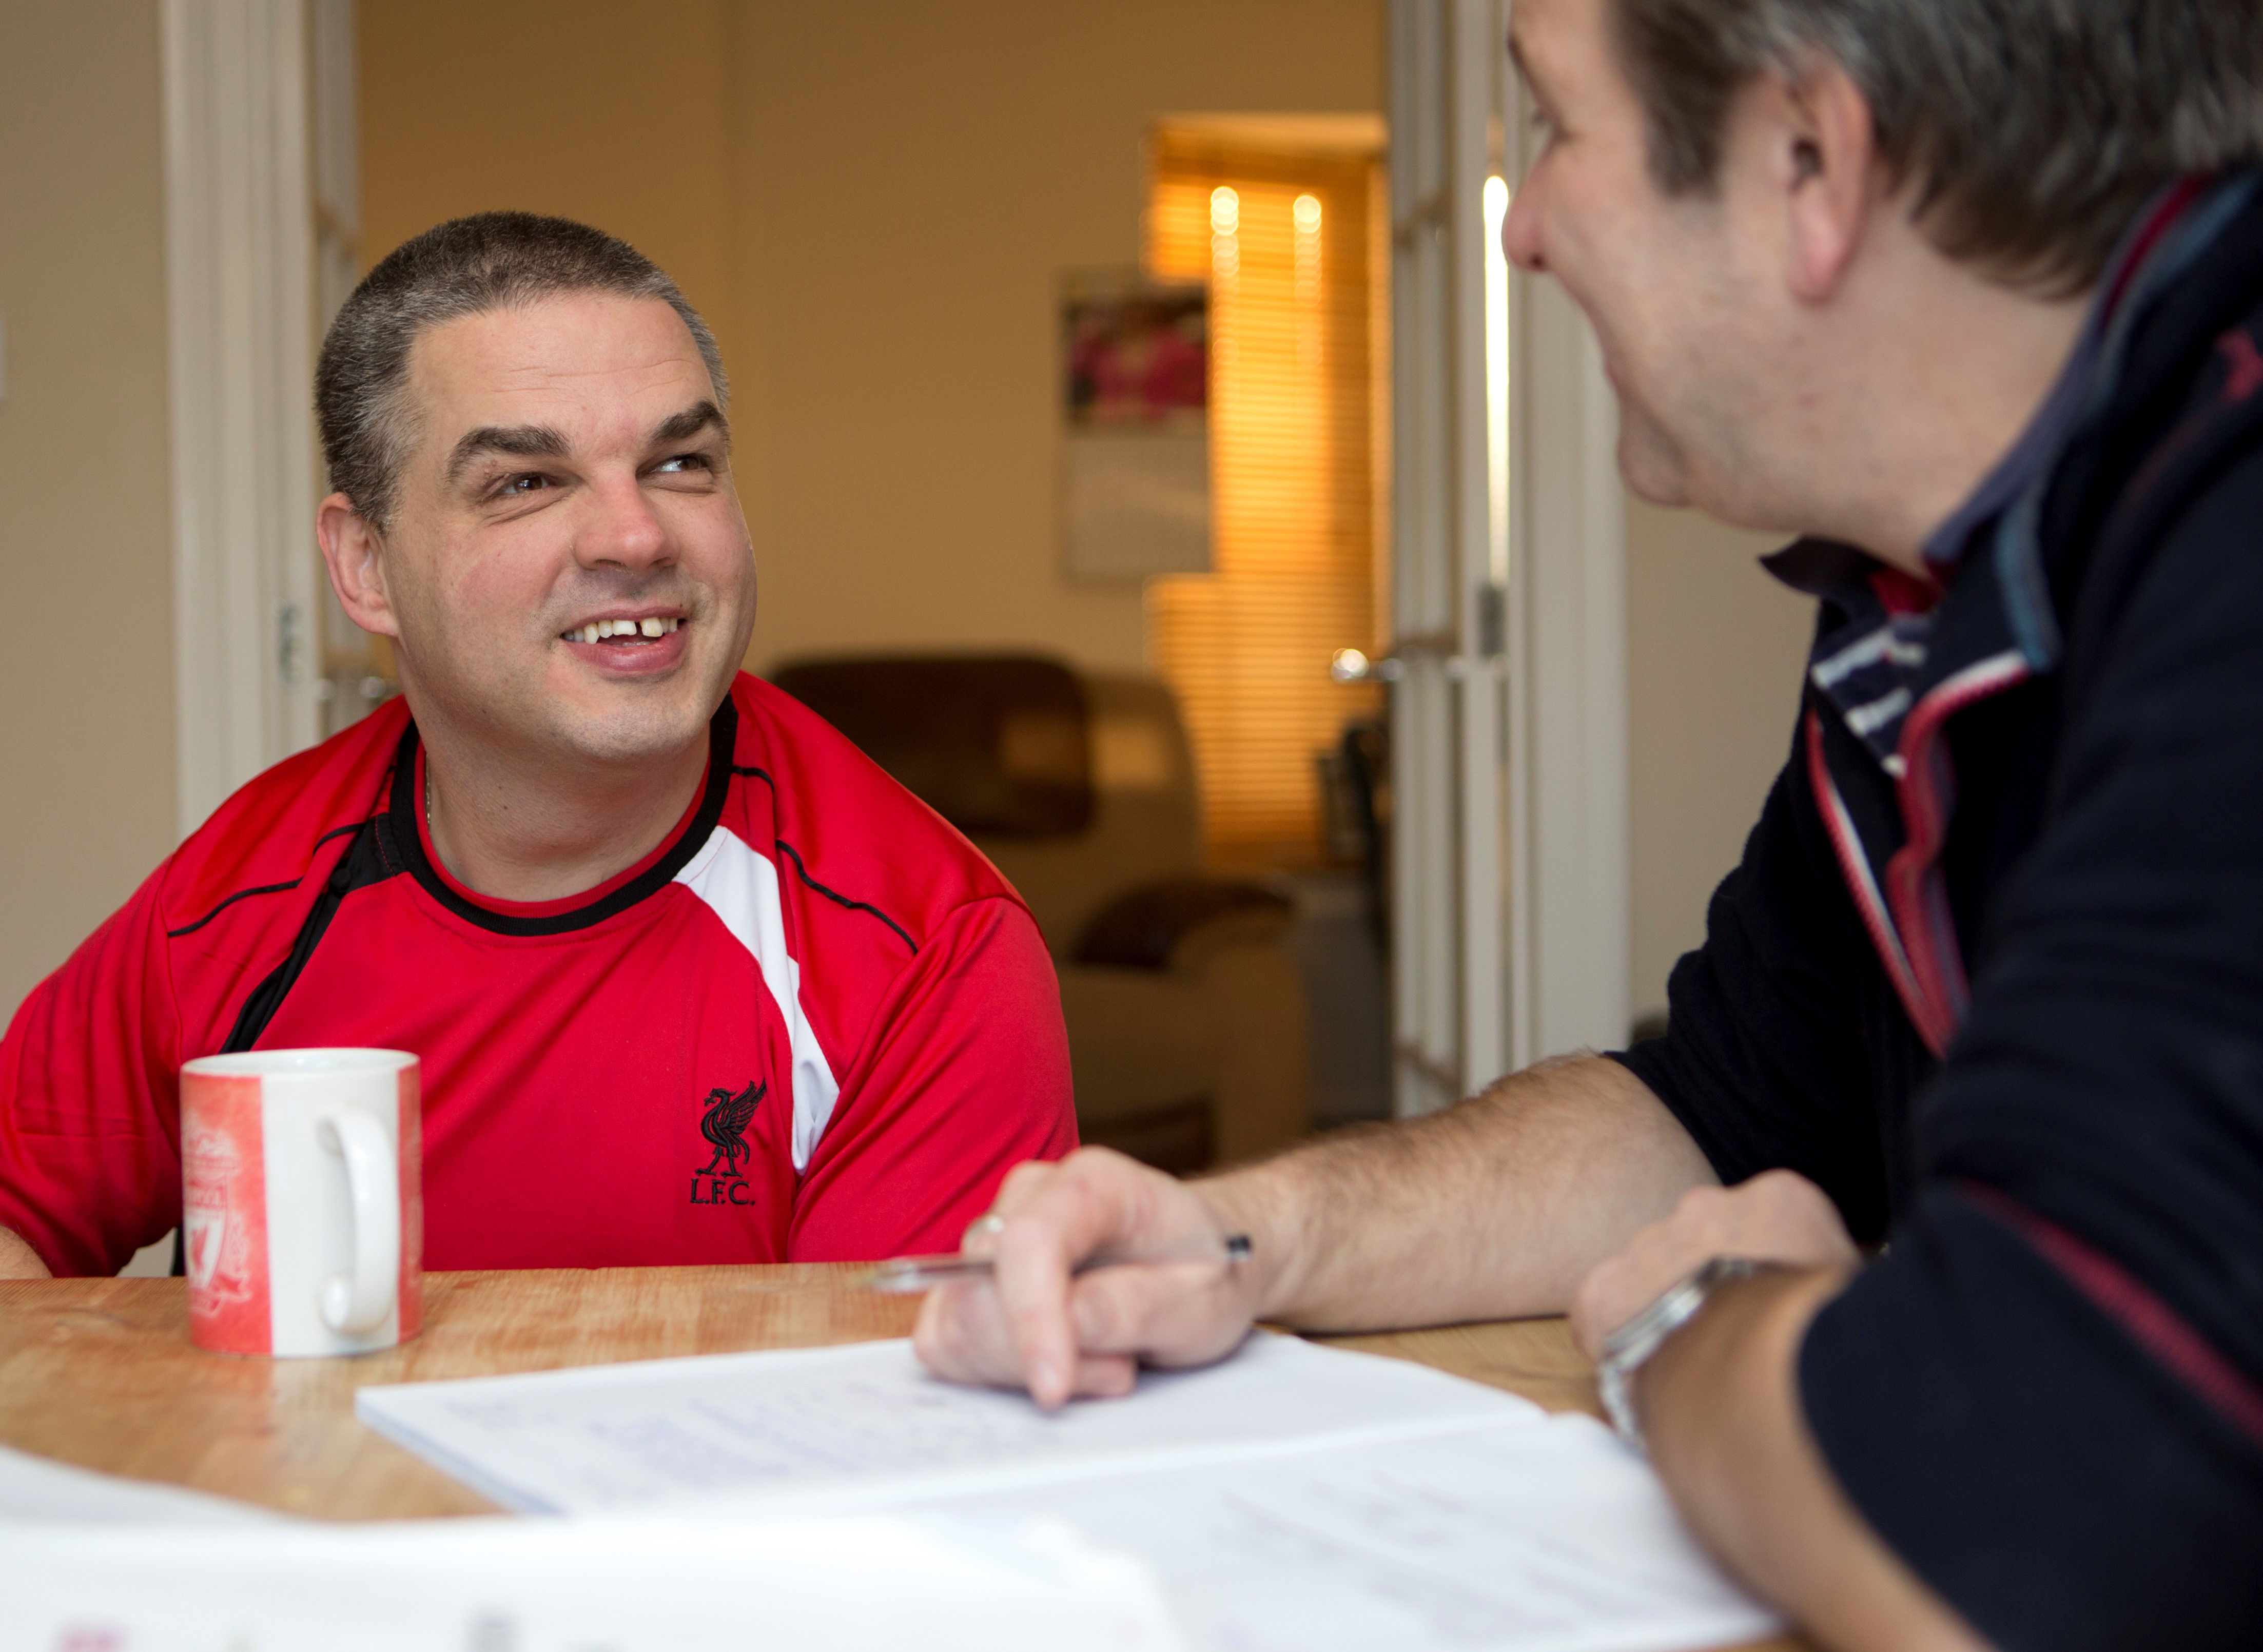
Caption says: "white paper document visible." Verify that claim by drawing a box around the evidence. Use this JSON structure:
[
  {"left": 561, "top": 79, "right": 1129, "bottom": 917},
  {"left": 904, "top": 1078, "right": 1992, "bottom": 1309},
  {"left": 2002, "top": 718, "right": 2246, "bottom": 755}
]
[
  {"left": 956, "top": 1416, "right": 1778, "bottom": 1652},
  {"left": 358, "top": 1334, "right": 1783, "bottom": 1651},
  {"left": 356, "top": 1331, "right": 1539, "bottom": 1514},
  {"left": 0, "top": 1510, "right": 1188, "bottom": 1652}
]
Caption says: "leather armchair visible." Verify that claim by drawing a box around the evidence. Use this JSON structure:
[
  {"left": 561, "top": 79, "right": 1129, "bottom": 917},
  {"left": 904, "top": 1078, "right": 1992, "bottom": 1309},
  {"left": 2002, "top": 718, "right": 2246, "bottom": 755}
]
[{"left": 769, "top": 658, "right": 1311, "bottom": 1171}]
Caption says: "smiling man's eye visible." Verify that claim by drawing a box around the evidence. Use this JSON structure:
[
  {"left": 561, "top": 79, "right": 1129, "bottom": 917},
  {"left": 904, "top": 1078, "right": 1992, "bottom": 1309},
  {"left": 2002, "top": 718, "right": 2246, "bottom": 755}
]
[
  {"left": 497, "top": 472, "right": 550, "bottom": 497},
  {"left": 654, "top": 453, "right": 711, "bottom": 475}
]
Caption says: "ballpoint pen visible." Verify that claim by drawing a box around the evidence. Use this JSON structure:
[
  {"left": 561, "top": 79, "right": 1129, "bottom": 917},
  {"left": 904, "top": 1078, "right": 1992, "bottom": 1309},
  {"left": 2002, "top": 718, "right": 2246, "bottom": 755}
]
[{"left": 856, "top": 1231, "right": 1254, "bottom": 1293}]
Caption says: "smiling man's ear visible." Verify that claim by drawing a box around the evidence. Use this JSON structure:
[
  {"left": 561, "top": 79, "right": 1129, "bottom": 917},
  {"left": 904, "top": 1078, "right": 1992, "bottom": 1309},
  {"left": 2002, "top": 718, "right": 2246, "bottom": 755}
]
[
  {"left": 317, "top": 493, "right": 402, "bottom": 640},
  {"left": 1744, "top": 55, "right": 1886, "bottom": 304}
]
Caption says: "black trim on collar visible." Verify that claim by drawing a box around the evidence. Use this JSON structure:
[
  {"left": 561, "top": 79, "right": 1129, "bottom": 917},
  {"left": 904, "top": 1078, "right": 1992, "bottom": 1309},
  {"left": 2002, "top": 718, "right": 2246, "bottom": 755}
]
[{"left": 386, "top": 696, "right": 738, "bottom": 938}]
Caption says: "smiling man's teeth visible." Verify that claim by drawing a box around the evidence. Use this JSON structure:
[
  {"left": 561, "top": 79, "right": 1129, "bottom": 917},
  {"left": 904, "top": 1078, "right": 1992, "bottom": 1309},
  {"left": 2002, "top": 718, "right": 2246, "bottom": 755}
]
[{"left": 569, "top": 617, "right": 681, "bottom": 644}]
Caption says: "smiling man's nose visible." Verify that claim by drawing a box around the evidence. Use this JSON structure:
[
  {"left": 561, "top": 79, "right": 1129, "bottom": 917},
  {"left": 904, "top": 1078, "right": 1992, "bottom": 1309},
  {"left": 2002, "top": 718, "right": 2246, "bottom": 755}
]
[{"left": 576, "top": 476, "right": 672, "bottom": 569}]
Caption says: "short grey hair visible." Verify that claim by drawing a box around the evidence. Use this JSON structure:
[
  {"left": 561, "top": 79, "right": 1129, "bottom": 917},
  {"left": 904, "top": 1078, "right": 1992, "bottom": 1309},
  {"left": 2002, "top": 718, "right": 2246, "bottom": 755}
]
[
  {"left": 1605, "top": 0, "right": 2263, "bottom": 293},
  {"left": 315, "top": 212, "right": 728, "bottom": 530}
]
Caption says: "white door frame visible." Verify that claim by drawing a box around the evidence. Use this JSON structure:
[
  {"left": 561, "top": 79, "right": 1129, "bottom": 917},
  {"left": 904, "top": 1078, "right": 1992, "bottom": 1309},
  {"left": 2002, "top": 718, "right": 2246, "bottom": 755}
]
[
  {"left": 1386, "top": 0, "right": 1504, "bottom": 1115},
  {"left": 1386, "top": 0, "right": 1629, "bottom": 1111},
  {"left": 161, "top": 0, "right": 324, "bottom": 840}
]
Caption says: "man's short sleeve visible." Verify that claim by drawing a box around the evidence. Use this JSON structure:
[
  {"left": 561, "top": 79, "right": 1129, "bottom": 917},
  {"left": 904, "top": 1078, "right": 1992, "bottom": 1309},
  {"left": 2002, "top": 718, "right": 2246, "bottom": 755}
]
[
  {"left": 0, "top": 862, "right": 185, "bottom": 1275},
  {"left": 787, "top": 896, "right": 1075, "bottom": 1260}
]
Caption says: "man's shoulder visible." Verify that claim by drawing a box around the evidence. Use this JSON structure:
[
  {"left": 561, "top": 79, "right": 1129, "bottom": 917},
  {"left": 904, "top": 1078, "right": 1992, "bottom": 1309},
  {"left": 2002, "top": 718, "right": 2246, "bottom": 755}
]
[
  {"left": 160, "top": 700, "right": 406, "bottom": 939},
  {"left": 723, "top": 674, "right": 1025, "bottom": 950},
  {"left": 2056, "top": 190, "right": 2263, "bottom": 655}
]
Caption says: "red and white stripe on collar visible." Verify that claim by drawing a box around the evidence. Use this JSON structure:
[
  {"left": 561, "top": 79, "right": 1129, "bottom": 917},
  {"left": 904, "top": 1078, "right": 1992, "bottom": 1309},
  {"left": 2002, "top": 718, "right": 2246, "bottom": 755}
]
[{"left": 1805, "top": 648, "right": 2033, "bottom": 1059}]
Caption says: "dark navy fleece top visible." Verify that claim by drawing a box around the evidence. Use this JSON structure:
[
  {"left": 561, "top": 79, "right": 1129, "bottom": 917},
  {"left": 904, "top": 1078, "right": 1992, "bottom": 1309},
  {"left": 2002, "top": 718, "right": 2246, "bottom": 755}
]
[{"left": 1616, "top": 177, "right": 2263, "bottom": 1651}]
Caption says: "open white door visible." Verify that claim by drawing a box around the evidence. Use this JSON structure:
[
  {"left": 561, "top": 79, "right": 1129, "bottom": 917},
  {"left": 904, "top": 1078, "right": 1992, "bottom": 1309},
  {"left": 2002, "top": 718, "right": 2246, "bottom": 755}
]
[{"left": 1382, "top": 0, "right": 1628, "bottom": 1115}]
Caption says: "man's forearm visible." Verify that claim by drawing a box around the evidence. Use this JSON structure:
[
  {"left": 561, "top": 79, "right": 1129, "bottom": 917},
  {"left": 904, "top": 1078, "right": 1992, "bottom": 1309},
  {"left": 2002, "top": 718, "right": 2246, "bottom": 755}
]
[
  {"left": 1641, "top": 1267, "right": 1986, "bottom": 1652},
  {"left": 0, "top": 1226, "right": 52, "bottom": 1279},
  {"left": 1196, "top": 1056, "right": 1716, "bottom": 1332}
]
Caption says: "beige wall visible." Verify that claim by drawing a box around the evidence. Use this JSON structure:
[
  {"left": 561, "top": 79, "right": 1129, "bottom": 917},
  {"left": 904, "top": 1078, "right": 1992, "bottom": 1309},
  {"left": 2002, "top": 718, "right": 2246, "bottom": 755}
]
[
  {"left": 360, "top": 0, "right": 1384, "bottom": 677},
  {"left": 357, "top": 0, "right": 742, "bottom": 368},
  {"left": 0, "top": 2, "right": 177, "bottom": 1018},
  {"left": 357, "top": 4, "right": 1813, "bottom": 1029},
  {"left": 1624, "top": 502, "right": 1815, "bottom": 1022}
]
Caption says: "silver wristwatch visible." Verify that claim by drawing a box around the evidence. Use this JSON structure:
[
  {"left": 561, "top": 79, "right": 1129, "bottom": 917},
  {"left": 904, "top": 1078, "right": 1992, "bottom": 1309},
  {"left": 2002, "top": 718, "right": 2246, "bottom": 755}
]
[{"left": 1595, "top": 1256, "right": 1758, "bottom": 1452}]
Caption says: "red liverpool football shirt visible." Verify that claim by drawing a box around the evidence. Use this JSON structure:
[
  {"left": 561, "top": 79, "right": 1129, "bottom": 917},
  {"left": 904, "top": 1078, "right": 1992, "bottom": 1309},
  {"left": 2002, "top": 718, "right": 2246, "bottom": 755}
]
[{"left": 0, "top": 675, "right": 1076, "bottom": 1275}]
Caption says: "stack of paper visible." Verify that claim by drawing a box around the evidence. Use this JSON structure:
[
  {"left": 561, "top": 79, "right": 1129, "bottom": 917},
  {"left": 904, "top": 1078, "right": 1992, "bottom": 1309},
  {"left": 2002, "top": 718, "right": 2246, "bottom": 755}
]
[
  {"left": 357, "top": 1334, "right": 1782, "bottom": 1652},
  {"left": 0, "top": 1511, "right": 1188, "bottom": 1652},
  {"left": 356, "top": 1329, "right": 1525, "bottom": 1513}
]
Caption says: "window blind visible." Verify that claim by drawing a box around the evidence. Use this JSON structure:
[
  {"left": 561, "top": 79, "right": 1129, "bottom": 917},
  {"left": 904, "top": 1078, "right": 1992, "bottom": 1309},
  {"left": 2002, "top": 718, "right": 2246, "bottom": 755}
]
[{"left": 1145, "top": 131, "right": 1385, "bottom": 866}]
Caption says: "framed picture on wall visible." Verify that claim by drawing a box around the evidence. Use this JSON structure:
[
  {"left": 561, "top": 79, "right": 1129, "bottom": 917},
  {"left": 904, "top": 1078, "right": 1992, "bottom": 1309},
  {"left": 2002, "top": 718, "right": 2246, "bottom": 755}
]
[{"left": 1059, "top": 268, "right": 1212, "bottom": 580}]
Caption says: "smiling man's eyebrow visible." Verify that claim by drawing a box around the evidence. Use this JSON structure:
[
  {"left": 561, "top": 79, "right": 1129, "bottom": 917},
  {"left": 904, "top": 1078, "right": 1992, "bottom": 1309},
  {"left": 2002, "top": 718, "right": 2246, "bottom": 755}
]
[
  {"left": 446, "top": 423, "right": 569, "bottom": 488},
  {"left": 651, "top": 400, "right": 728, "bottom": 448},
  {"left": 443, "top": 401, "right": 726, "bottom": 491}
]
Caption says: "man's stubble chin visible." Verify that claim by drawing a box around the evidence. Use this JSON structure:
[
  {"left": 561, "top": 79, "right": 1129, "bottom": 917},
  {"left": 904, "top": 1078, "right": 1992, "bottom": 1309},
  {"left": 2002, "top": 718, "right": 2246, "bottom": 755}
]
[
  {"left": 533, "top": 673, "right": 724, "bottom": 766},
  {"left": 1614, "top": 397, "right": 1699, "bottom": 508}
]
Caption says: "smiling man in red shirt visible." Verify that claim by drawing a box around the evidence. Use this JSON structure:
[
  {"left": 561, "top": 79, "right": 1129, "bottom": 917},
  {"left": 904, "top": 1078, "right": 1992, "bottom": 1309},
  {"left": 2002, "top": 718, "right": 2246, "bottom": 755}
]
[{"left": 0, "top": 212, "right": 1076, "bottom": 1278}]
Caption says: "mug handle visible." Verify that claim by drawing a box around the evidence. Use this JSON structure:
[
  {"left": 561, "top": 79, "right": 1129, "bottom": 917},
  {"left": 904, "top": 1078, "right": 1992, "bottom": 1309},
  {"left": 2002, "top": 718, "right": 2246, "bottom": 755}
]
[{"left": 316, "top": 1107, "right": 399, "bottom": 1335}]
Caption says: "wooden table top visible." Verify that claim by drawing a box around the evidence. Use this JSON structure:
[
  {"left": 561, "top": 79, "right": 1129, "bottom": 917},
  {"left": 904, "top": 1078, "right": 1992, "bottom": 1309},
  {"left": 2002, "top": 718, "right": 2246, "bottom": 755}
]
[{"left": 0, "top": 1267, "right": 1800, "bottom": 1648}]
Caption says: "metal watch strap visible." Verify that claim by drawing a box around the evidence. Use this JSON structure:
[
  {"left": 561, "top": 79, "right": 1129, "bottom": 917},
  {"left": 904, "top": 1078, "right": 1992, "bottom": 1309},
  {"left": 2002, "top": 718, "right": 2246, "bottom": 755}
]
[{"left": 1596, "top": 1256, "right": 1759, "bottom": 1452}]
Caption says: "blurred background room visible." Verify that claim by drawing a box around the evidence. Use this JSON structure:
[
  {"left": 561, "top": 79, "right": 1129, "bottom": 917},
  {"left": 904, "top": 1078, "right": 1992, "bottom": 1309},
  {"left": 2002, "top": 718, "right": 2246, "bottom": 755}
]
[{"left": 0, "top": 1, "right": 1813, "bottom": 1247}]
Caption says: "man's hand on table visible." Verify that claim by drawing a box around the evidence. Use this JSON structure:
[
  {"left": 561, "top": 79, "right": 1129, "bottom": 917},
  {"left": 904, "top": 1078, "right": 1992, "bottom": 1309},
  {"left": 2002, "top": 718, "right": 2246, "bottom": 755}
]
[
  {"left": 913, "top": 1148, "right": 1266, "bottom": 1409},
  {"left": 915, "top": 1058, "right": 1722, "bottom": 1408},
  {"left": 1572, "top": 1171, "right": 1989, "bottom": 1652},
  {"left": 1567, "top": 1169, "right": 1859, "bottom": 1363}
]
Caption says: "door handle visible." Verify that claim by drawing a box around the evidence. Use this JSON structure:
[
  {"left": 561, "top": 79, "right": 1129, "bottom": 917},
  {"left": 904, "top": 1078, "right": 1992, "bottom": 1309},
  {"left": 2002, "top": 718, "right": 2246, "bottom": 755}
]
[
  {"left": 1333, "top": 645, "right": 1493, "bottom": 684},
  {"left": 1330, "top": 648, "right": 1404, "bottom": 683}
]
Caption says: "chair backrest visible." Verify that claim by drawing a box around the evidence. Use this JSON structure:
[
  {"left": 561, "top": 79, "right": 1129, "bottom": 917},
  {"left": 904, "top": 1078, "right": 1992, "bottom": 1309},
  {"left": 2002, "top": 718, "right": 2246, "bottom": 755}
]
[
  {"left": 768, "top": 655, "right": 1091, "bottom": 835},
  {"left": 976, "top": 673, "right": 1204, "bottom": 957},
  {"left": 769, "top": 657, "right": 1205, "bottom": 958}
]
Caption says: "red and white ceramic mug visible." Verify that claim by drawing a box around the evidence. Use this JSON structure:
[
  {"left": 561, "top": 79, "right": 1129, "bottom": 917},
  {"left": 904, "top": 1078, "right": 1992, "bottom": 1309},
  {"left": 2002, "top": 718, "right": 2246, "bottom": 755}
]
[{"left": 179, "top": 1048, "right": 424, "bottom": 1357}]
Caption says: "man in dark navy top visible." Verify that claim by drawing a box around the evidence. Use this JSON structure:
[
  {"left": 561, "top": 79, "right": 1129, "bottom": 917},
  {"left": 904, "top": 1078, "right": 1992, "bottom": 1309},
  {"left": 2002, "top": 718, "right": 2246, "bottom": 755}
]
[
  {"left": 916, "top": 3, "right": 2263, "bottom": 1648},
  {"left": 0, "top": 214, "right": 1075, "bottom": 1279}
]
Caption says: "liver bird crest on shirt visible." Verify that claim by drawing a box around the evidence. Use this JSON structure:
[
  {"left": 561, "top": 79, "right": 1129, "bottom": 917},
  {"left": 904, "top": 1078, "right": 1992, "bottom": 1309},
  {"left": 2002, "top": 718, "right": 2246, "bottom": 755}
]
[{"left": 698, "top": 1080, "right": 765, "bottom": 1179}]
